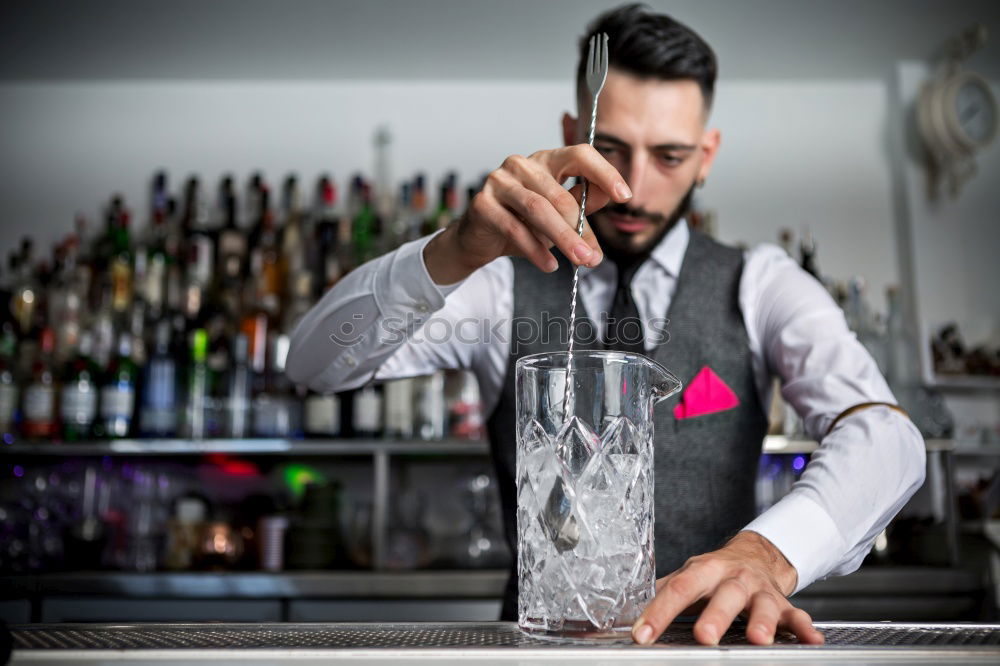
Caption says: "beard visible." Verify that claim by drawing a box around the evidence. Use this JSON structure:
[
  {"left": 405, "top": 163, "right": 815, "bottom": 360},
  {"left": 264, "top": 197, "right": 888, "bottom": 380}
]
[{"left": 591, "top": 179, "right": 698, "bottom": 266}]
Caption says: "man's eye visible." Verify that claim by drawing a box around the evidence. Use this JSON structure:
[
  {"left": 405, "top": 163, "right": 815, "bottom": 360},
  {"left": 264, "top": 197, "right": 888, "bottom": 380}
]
[
  {"left": 659, "top": 154, "right": 683, "bottom": 166},
  {"left": 596, "top": 145, "right": 617, "bottom": 156}
]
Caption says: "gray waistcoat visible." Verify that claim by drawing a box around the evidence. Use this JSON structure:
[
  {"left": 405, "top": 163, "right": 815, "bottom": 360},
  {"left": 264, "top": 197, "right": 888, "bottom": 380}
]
[{"left": 486, "top": 229, "right": 768, "bottom": 618}]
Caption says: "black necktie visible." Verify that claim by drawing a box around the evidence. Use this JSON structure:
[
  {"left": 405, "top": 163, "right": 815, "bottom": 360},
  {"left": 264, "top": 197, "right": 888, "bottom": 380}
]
[{"left": 604, "top": 259, "right": 646, "bottom": 354}]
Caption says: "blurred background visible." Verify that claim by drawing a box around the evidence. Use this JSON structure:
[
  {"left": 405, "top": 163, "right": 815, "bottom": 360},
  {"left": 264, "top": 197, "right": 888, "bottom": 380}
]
[{"left": 0, "top": 0, "right": 998, "bottom": 625}]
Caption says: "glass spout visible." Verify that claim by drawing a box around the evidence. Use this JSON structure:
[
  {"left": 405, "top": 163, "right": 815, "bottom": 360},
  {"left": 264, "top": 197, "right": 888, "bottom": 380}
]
[{"left": 642, "top": 355, "right": 682, "bottom": 404}]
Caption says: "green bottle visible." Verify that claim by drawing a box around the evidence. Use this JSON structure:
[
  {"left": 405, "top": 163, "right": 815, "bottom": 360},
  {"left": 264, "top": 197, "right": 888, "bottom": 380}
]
[
  {"left": 184, "top": 329, "right": 211, "bottom": 439},
  {"left": 352, "top": 181, "right": 377, "bottom": 264}
]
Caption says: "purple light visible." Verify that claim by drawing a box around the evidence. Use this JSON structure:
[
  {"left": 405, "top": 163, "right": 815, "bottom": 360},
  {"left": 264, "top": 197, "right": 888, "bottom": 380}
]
[
  {"left": 792, "top": 455, "right": 807, "bottom": 472},
  {"left": 13, "top": 465, "right": 23, "bottom": 477},
  {"left": 3, "top": 433, "right": 13, "bottom": 444}
]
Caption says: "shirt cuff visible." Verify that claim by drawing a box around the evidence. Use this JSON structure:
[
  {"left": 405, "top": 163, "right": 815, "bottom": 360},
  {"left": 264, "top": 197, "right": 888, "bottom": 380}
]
[
  {"left": 372, "top": 231, "right": 463, "bottom": 323},
  {"left": 741, "top": 493, "right": 848, "bottom": 595}
]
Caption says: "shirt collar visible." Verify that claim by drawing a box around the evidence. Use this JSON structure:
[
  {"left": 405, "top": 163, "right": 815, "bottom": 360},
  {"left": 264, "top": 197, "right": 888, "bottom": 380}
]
[{"left": 647, "top": 218, "right": 689, "bottom": 278}]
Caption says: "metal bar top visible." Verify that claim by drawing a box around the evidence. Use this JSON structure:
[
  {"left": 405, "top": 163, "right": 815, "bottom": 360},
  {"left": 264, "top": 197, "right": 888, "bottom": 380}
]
[{"left": 8, "top": 621, "right": 1000, "bottom": 664}]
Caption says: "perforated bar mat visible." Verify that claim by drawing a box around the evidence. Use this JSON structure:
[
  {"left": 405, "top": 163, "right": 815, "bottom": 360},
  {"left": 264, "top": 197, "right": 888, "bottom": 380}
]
[{"left": 11, "top": 622, "right": 1000, "bottom": 650}]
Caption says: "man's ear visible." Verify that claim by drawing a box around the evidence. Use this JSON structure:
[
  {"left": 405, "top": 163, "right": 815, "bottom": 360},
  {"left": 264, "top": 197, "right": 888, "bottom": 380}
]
[
  {"left": 561, "top": 112, "right": 578, "bottom": 146},
  {"left": 697, "top": 127, "right": 721, "bottom": 182}
]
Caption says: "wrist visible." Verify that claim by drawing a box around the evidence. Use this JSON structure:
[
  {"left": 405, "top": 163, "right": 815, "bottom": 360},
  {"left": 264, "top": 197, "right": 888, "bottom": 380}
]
[
  {"left": 423, "top": 222, "right": 484, "bottom": 285},
  {"left": 728, "top": 531, "right": 798, "bottom": 596}
]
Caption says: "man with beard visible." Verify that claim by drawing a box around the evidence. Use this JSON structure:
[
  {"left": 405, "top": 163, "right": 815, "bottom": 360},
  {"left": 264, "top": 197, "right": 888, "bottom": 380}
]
[{"left": 287, "top": 3, "right": 924, "bottom": 647}]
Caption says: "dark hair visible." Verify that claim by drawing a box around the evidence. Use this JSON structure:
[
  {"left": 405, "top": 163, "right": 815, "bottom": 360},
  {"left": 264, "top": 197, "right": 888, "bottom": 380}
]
[{"left": 577, "top": 3, "right": 717, "bottom": 112}]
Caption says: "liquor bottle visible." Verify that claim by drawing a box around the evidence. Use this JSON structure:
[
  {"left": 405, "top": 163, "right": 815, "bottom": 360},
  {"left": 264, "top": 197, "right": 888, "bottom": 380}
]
[
  {"left": 225, "top": 333, "right": 252, "bottom": 438},
  {"left": 385, "top": 183, "right": 412, "bottom": 252},
  {"left": 382, "top": 377, "right": 414, "bottom": 438},
  {"left": 128, "top": 300, "right": 148, "bottom": 368},
  {"left": 162, "top": 195, "right": 185, "bottom": 318},
  {"left": 11, "top": 238, "right": 39, "bottom": 337},
  {"left": 138, "top": 188, "right": 171, "bottom": 320},
  {"left": 184, "top": 328, "right": 211, "bottom": 439},
  {"left": 303, "top": 389, "right": 340, "bottom": 438},
  {"left": 108, "top": 198, "right": 134, "bottom": 317},
  {"left": 410, "top": 174, "right": 428, "bottom": 240},
  {"left": 422, "top": 173, "right": 457, "bottom": 236},
  {"left": 252, "top": 334, "right": 302, "bottom": 437},
  {"left": 0, "top": 322, "right": 20, "bottom": 437},
  {"left": 150, "top": 170, "right": 170, "bottom": 221},
  {"left": 465, "top": 184, "right": 478, "bottom": 215},
  {"left": 0, "top": 254, "right": 14, "bottom": 328},
  {"left": 373, "top": 125, "right": 394, "bottom": 222},
  {"left": 91, "top": 285, "right": 116, "bottom": 371},
  {"left": 139, "top": 320, "right": 179, "bottom": 437},
  {"left": 413, "top": 371, "right": 445, "bottom": 440},
  {"left": 60, "top": 331, "right": 100, "bottom": 441},
  {"left": 48, "top": 236, "right": 86, "bottom": 365},
  {"left": 216, "top": 176, "right": 245, "bottom": 320},
  {"left": 99, "top": 331, "right": 138, "bottom": 438},
  {"left": 181, "top": 177, "right": 215, "bottom": 324},
  {"left": 240, "top": 252, "right": 270, "bottom": 382},
  {"left": 799, "top": 230, "right": 821, "bottom": 281},
  {"left": 351, "top": 181, "right": 378, "bottom": 265},
  {"left": 21, "top": 327, "right": 58, "bottom": 440},
  {"left": 446, "top": 369, "right": 484, "bottom": 440},
  {"left": 313, "top": 175, "right": 343, "bottom": 293},
  {"left": 249, "top": 185, "right": 282, "bottom": 319},
  {"left": 280, "top": 174, "right": 307, "bottom": 278},
  {"left": 282, "top": 270, "right": 314, "bottom": 336},
  {"left": 337, "top": 179, "right": 355, "bottom": 274},
  {"left": 245, "top": 171, "right": 264, "bottom": 235},
  {"left": 279, "top": 175, "right": 313, "bottom": 334},
  {"left": 351, "top": 383, "right": 384, "bottom": 439},
  {"left": 777, "top": 228, "right": 794, "bottom": 257}
]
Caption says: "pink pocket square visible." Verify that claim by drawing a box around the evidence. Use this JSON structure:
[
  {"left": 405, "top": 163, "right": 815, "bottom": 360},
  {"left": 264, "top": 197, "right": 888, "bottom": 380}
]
[{"left": 673, "top": 366, "right": 740, "bottom": 419}]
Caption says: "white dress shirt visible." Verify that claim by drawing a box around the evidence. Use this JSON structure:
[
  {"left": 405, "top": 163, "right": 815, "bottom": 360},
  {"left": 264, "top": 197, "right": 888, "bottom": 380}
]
[{"left": 287, "top": 220, "right": 926, "bottom": 594}]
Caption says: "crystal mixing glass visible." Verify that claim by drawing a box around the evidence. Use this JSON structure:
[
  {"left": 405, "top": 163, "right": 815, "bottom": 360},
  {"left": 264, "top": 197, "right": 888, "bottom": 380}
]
[{"left": 516, "top": 350, "right": 681, "bottom": 640}]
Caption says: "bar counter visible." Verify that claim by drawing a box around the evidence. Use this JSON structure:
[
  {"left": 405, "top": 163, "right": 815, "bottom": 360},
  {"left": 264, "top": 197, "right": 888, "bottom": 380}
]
[{"left": 7, "top": 621, "right": 1000, "bottom": 664}]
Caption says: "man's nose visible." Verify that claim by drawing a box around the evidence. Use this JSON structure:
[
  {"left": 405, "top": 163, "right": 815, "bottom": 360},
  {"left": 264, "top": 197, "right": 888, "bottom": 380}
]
[{"left": 624, "top": 153, "right": 651, "bottom": 206}]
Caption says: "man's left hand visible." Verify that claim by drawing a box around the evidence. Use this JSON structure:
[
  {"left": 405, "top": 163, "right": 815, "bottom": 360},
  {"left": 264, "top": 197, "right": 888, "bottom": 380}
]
[{"left": 631, "top": 531, "right": 825, "bottom": 646}]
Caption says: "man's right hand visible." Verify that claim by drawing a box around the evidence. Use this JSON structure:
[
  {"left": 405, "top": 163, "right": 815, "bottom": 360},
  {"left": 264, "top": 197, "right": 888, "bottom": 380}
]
[{"left": 424, "top": 145, "right": 633, "bottom": 285}]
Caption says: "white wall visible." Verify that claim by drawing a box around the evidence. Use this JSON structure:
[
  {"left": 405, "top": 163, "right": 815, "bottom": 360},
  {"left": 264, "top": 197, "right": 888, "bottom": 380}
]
[{"left": 0, "top": 78, "right": 900, "bottom": 309}]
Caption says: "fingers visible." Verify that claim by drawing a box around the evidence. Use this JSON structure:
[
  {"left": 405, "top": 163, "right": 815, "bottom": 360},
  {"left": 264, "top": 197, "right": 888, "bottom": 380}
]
[
  {"left": 466, "top": 192, "right": 557, "bottom": 273},
  {"left": 693, "top": 579, "right": 750, "bottom": 646},
  {"left": 465, "top": 147, "right": 626, "bottom": 272},
  {"left": 567, "top": 181, "right": 611, "bottom": 217},
  {"left": 543, "top": 144, "right": 632, "bottom": 205},
  {"left": 491, "top": 168, "right": 600, "bottom": 267},
  {"left": 744, "top": 591, "right": 781, "bottom": 645},
  {"left": 509, "top": 159, "right": 603, "bottom": 262},
  {"left": 781, "top": 607, "right": 825, "bottom": 645},
  {"left": 632, "top": 570, "right": 711, "bottom": 645}
]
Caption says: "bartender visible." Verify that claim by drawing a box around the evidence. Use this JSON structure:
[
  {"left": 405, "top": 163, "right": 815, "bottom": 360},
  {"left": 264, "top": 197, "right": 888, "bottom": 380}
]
[{"left": 287, "top": 2, "right": 925, "bottom": 647}]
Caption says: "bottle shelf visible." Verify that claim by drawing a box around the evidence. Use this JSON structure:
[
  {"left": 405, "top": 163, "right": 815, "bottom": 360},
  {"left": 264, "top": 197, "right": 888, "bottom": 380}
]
[
  {"left": 0, "top": 569, "right": 509, "bottom": 600},
  {"left": 0, "top": 565, "right": 975, "bottom": 600},
  {"left": 0, "top": 437, "right": 491, "bottom": 457},
  {"left": 927, "top": 375, "right": 1000, "bottom": 391},
  {"left": 1, "top": 435, "right": 953, "bottom": 457}
]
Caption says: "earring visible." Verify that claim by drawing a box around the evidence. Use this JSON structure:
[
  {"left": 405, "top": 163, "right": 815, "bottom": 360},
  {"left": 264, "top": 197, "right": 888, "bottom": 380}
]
[{"left": 696, "top": 178, "right": 706, "bottom": 188}]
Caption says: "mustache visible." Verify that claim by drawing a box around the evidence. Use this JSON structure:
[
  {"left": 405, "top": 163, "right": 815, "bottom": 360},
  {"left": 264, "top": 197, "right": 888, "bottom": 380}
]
[{"left": 598, "top": 202, "right": 669, "bottom": 226}]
